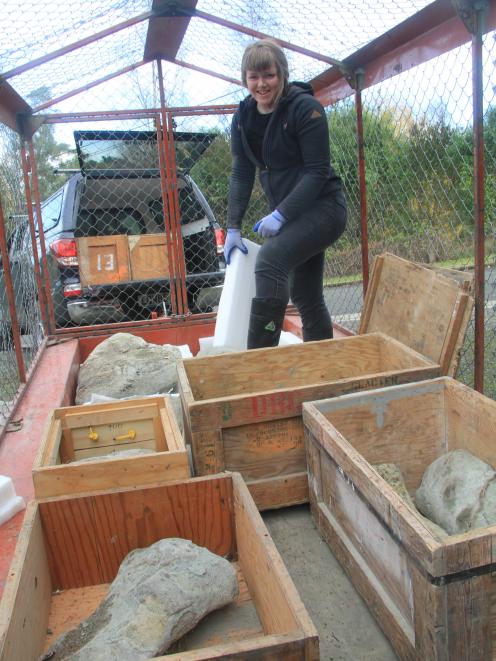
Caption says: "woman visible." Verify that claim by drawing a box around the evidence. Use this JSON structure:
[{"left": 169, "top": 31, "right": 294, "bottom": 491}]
[{"left": 224, "top": 39, "right": 347, "bottom": 349}]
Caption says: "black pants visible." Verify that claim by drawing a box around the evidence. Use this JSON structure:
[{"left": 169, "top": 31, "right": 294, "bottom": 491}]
[{"left": 254, "top": 192, "right": 347, "bottom": 341}]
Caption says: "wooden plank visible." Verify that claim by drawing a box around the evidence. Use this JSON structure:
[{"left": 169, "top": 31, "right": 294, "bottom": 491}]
[
  {"left": 77, "top": 235, "right": 130, "bottom": 286},
  {"left": 232, "top": 474, "right": 319, "bottom": 659},
  {"left": 409, "top": 561, "right": 447, "bottom": 660},
  {"left": 247, "top": 472, "right": 309, "bottom": 511},
  {"left": 70, "top": 418, "right": 156, "bottom": 452},
  {"left": 177, "top": 362, "right": 195, "bottom": 448},
  {"left": 438, "top": 291, "right": 473, "bottom": 376},
  {"left": 89, "top": 477, "right": 235, "bottom": 583},
  {"left": 164, "top": 633, "right": 311, "bottom": 660},
  {"left": 33, "top": 416, "right": 62, "bottom": 468},
  {"left": 359, "top": 253, "right": 473, "bottom": 371},
  {"left": 33, "top": 450, "right": 190, "bottom": 499},
  {"left": 187, "top": 364, "right": 440, "bottom": 433},
  {"left": 305, "top": 432, "right": 323, "bottom": 504},
  {"left": 59, "top": 428, "right": 75, "bottom": 463},
  {"left": 445, "top": 571, "right": 492, "bottom": 658},
  {"left": 61, "top": 401, "right": 160, "bottom": 430},
  {"left": 319, "top": 447, "right": 415, "bottom": 630},
  {"left": 39, "top": 496, "right": 102, "bottom": 590},
  {"left": 359, "top": 253, "right": 385, "bottom": 334},
  {"left": 310, "top": 500, "right": 416, "bottom": 661},
  {"left": 191, "top": 429, "right": 224, "bottom": 474},
  {"left": 128, "top": 233, "right": 169, "bottom": 279},
  {"left": 182, "top": 333, "right": 387, "bottom": 400},
  {"left": 73, "top": 437, "right": 156, "bottom": 459},
  {"left": 223, "top": 417, "right": 305, "bottom": 480},
  {"left": 0, "top": 504, "right": 52, "bottom": 661},
  {"left": 54, "top": 396, "right": 166, "bottom": 420},
  {"left": 445, "top": 378, "right": 496, "bottom": 468},
  {"left": 159, "top": 396, "right": 184, "bottom": 452}
]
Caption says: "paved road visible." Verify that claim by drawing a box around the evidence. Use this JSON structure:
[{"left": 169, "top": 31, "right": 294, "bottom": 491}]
[{"left": 324, "top": 268, "right": 496, "bottom": 334}]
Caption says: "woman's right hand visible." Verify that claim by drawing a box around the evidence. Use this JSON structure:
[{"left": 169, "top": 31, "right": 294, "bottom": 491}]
[{"left": 224, "top": 229, "right": 248, "bottom": 265}]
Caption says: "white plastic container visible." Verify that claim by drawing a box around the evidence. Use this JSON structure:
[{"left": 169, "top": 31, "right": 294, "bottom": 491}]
[
  {"left": 213, "top": 239, "right": 260, "bottom": 351},
  {"left": 278, "top": 330, "right": 303, "bottom": 345},
  {"left": 0, "top": 475, "right": 25, "bottom": 526}
]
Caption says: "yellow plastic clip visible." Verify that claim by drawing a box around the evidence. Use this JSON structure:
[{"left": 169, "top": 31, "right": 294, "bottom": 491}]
[
  {"left": 114, "top": 430, "right": 137, "bottom": 442},
  {"left": 88, "top": 427, "right": 99, "bottom": 442}
]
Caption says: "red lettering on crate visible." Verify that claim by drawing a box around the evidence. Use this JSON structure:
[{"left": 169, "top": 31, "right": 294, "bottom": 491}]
[{"left": 251, "top": 392, "right": 297, "bottom": 419}]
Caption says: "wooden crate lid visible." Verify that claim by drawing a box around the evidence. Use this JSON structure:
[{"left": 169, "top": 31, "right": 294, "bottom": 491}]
[{"left": 359, "top": 253, "right": 473, "bottom": 376}]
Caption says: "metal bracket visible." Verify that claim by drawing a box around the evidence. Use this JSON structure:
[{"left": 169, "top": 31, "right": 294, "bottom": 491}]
[
  {"left": 343, "top": 68, "right": 365, "bottom": 92},
  {"left": 16, "top": 113, "right": 46, "bottom": 141},
  {"left": 451, "top": 0, "right": 489, "bottom": 34},
  {"left": 152, "top": 1, "right": 192, "bottom": 18}
]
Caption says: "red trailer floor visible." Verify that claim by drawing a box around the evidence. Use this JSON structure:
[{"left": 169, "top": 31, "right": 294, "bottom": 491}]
[{"left": 0, "top": 316, "right": 349, "bottom": 596}]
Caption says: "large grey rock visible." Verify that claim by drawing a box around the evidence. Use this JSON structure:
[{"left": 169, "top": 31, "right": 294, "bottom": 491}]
[
  {"left": 415, "top": 449, "right": 496, "bottom": 535},
  {"left": 42, "top": 538, "right": 239, "bottom": 660},
  {"left": 75, "top": 333, "right": 182, "bottom": 405},
  {"left": 374, "top": 463, "right": 447, "bottom": 539}
]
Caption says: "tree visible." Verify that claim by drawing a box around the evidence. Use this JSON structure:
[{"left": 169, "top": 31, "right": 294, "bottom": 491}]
[{"left": 28, "top": 87, "right": 79, "bottom": 201}]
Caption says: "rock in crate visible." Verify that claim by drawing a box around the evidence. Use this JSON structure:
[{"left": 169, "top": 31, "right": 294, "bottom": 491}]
[
  {"left": 32, "top": 396, "right": 189, "bottom": 498},
  {"left": 303, "top": 377, "right": 496, "bottom": 660},
  {"left": 0, "top": 473, "right": 318, "bottom": 660}
]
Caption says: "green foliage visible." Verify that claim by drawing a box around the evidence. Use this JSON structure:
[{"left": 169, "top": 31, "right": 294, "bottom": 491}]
[{"left": 28, "top": 87, "right": 79, "bottom": 201}]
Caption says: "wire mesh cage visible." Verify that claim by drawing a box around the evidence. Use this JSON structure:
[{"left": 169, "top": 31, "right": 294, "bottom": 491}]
[{"left": 0, "top": 0, "right": 495, "bottom": 428}]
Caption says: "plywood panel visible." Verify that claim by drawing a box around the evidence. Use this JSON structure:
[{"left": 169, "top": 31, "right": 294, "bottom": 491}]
[
  {"left": 223, "top": 418, "right": 305, "bottom": 481},
  {"left": 182, "top": 334, "right": 385, "bottom": 400},
  {"left": 90, "top": 479, "right": 235, "bottom": 583},
  {"left": 360, "top": 253, "right": 473, "bottom": 376},
  {"left": 70, "top": 418, "right": 156, "bottom": 453},
  {"left": 129, "top": 233, "right": 169, "bottom": 279},
  {"left": 77, "top": 235, "right": 130, "bottom": 286},
  {"left": 0, "top": 505, "right": 52, "bottom": 661}
]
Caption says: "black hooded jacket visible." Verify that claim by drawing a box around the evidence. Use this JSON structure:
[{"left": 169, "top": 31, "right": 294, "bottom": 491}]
[{"left": 227, "top": 82, "right": 343, "bottom": 229}]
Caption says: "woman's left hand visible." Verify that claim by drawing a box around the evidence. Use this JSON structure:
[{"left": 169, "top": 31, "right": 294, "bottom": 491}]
[{"left": 253, "top": 209, "right": 286, "bottom": 238}]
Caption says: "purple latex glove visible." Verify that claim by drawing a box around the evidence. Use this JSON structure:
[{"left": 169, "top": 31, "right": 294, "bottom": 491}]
[
  {"left": 224, "top": 228, "right": 248, "bottom": 265},
  {"left": 253, "top": 209, "right": 286, "bottom": 238}
]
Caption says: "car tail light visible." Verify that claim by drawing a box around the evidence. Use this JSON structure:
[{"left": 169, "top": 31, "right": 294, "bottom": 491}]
[
  {"left": 214, "top": 227, "right": 225, "bottom": 255},
  {"left": 63, "top": 283, "right": 82, "bottom": 298},
  {"left": 50, "top": 239, "right": 78, "bottom": 267}
]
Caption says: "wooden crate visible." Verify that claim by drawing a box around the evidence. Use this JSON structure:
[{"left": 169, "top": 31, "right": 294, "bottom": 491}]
[
  {"left": 128, "top": 233, "right": 169, "bottom": 279},
  {"left": 32, "top": 396, "right": 189, "bottom": 498},
  {"left": 78, "top": 233, "right": 169, "bottom": 287},
  {"left": 0, "top": 473, "right": 318, "bottom": 660},
  {"left": 303, "top": 377, "right": 496, "bottom": 660},
  {"left": 178, "top": 332, "right": 439, "bottom": 510},
  {"left": 179, "top": 253, "right": 472, "bottom": 510},
  {"left": 77, "top": 235, "right": 130, "bottom": 286}
]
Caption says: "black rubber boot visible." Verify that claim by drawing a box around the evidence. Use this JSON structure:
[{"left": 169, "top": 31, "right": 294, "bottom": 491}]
[
  {"left": 247, "top": 297, "right": 287, "bottom": 349},
  {"left": 302, "top": 314, "right": 333, "bottom": 342}
]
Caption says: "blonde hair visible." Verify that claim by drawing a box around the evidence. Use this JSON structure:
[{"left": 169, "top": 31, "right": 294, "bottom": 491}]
[{"left": 241, "top": 39, "right": 289, "bottom": 102}]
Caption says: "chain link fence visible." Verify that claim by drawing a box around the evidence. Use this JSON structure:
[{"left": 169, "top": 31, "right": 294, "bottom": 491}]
[
  {"left": 0, "top": 124, "right": 44, "bottom": 425},
  {"left": 33, "top": 118, "right": 227, "bottom": 328},
  {"left": 0, "top": 1, "right": 495, "bottom": 422}
]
